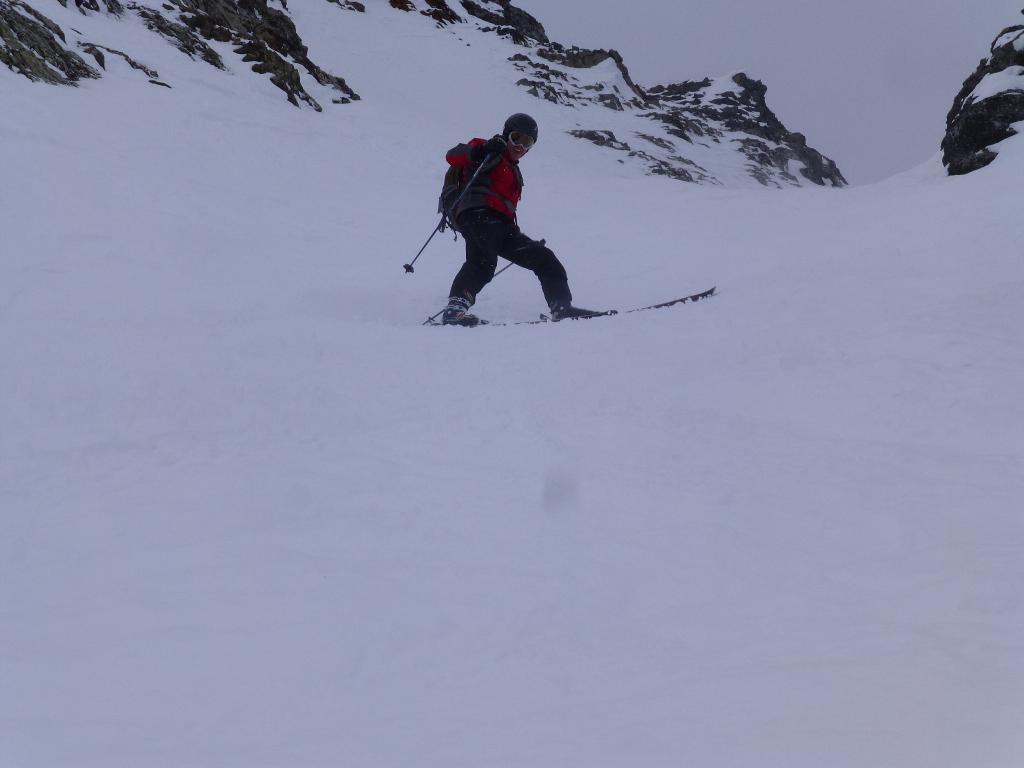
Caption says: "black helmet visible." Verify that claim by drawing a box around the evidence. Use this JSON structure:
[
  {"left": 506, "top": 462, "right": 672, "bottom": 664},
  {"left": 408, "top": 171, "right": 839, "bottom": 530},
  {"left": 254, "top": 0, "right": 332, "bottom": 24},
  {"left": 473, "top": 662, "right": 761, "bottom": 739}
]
[{"left": 503, "top": 113, "right": 538, "bottom": 142}]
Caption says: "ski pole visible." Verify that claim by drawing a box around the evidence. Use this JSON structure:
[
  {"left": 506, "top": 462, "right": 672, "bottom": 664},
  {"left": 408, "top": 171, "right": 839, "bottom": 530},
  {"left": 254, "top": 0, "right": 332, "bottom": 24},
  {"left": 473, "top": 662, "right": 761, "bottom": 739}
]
[
  {"left": 403, "top": 219, "right": 444, "bottom": 275},
  {"left": 404, "top": 153, "right": 495, "bottom": 274}
]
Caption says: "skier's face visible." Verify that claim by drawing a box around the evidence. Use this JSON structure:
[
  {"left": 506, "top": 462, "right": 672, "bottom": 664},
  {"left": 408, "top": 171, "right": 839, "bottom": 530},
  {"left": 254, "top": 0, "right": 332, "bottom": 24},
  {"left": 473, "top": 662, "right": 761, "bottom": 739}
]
[{"left": 507, "top": 131, "right": 534, "bottom": 161}]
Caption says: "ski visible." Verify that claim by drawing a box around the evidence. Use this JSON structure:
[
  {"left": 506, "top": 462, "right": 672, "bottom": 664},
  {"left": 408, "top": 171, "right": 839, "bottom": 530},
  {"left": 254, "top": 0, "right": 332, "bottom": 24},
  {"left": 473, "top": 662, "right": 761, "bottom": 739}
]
[
  {"left": 532, "top": 286, "right": 715, "bottom": 322},
  {"left": 623, "top": 286, "right": 716, "bottom": 313},
  {"left": 425, "top": 287, "right": 715, "bottom": 326}
]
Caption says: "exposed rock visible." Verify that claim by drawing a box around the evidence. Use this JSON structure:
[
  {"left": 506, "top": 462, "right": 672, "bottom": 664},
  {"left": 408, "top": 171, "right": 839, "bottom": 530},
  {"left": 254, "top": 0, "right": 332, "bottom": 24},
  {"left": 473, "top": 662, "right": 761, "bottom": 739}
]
[
  {"left": 55, "top": 0, "right": 124, "bottom": 15},
  {"left": 537, "top": 44, "right": 645, "bottom": 105},
  {"left": 646, "top": 73, "right": 846, "bottom": 187},
  {"left": 480, "top": 2, "right": 844, "bottom": 187},
  {"left": 569, "top": 129, "right": 713, "bottom": 184},
  {"left": 132, "top": 4, "right": 225, "bottom": 69},
  {"left": 461, "top": 0, "right": 546, "bottom": 45},
  {"left": 421, "top": 0, "right": 461, "bottom": 26},
  {"left": 509, "top": 48, "right": 644, "bottom": 111},
  {"left": 79, "top": 41, "right": 159, "bottom": 79},
  {"left": 510, "top": 53, "right": 572, "bottom": 105},
  {"left": 508, "top": 41, "right": 846, "bottom": 188},
  {"left": 569, "top": 129, "right": 630, "bottom": 152},
  {"left": 459, "top": 0, "right": 500, "bottom": 25},
  {"left": 503, "top": 1, "right": 544, "bottom": 43},
  {"left": 149, "top": 0, "right": 360, "bottom": 109},
  {"left": 942, "top": 19, "right": 1024, "bottom": 175},
  {"left": 3, "top": 0, "right": 360, "bottom": 106},
  {"left": 0, "top": 0, "right": 99, "bottom": 84},
  {"left": 325, "top": 0, "right": 365, "bottom": 11}
]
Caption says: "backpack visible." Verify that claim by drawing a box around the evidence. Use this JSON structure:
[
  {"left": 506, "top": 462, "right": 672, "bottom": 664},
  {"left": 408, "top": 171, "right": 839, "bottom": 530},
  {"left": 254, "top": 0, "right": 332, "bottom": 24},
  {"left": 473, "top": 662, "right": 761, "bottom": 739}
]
[{"left": 438, "top": 164, "right": 464, "bottom": 233}]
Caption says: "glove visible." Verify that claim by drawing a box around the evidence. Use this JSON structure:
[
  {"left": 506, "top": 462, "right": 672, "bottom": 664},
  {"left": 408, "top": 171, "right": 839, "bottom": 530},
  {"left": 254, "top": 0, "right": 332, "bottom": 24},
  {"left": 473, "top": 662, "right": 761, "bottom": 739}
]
[{"left": 470, "top": 135, "right": 507, "bottom": 164}]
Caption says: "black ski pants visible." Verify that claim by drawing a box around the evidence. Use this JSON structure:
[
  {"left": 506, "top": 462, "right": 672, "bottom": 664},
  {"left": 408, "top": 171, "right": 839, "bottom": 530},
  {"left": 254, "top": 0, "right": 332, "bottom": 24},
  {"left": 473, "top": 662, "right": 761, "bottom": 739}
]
[{"left": 449, "top": 208, "right": 572, "bottom": 309}]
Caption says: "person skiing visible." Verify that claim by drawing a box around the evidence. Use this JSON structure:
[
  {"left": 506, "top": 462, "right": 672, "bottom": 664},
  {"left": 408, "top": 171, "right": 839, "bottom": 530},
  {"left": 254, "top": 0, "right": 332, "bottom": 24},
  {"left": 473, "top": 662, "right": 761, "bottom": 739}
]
[{"left": 440, "top": 113, "right": 602, "bottom": 326}]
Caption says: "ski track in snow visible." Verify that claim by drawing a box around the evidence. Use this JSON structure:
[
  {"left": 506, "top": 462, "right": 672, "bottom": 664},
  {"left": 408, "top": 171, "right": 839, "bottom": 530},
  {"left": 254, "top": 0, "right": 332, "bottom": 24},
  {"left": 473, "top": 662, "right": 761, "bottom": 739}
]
[{"left": 2, "top": 3, "right": 1024, "bottom": 767}]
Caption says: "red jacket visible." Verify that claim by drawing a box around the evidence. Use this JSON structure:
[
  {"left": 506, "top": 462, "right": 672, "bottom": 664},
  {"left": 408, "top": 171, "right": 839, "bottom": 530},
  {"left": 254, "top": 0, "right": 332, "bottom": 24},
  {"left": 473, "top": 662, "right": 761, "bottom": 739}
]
[{"left": 446, "top": 138, "right": 524, "bottom": 222}]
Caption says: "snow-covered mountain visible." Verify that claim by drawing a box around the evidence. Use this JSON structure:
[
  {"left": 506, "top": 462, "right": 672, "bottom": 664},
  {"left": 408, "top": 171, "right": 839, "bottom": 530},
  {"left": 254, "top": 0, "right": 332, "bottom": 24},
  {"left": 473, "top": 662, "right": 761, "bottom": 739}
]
[
  {"left": 943, "top": 14, "right": 1024, "bottom": 174},
  {"left": 2, "top": 4, "right": 1023, "bottom": 768},
  {"left": 1, "top": 0, "right": 844, "bottom": 187}
]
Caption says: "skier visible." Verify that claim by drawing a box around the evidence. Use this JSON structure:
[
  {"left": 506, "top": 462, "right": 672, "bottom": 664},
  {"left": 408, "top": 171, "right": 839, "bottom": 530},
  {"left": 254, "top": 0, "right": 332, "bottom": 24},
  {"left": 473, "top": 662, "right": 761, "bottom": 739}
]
[{"left": 440, "top": 113, "right": 602, "bottom": 326}]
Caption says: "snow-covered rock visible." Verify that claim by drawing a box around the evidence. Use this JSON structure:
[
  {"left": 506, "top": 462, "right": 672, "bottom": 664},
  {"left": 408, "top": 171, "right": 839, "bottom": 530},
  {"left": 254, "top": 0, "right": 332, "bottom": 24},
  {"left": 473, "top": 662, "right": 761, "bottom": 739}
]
[
  {"left": 0, "top": 0, "right": 359, "bottom": 107},
  {"left": 942, "top": 14, "right": 1024, "bottom": 175},
  {"left": 0, "top": 0, "right": 102, "bottom": 84},
  {"left": 508, "top": 45, "right": 845, "bottom": 187},
  {"left": 647, "top": 73, "right": 846, "bottom": 187}
]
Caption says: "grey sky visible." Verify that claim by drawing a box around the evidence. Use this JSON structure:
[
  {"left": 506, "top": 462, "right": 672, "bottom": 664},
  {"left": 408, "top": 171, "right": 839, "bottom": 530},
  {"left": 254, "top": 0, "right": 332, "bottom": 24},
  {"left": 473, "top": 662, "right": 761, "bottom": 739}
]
[{"left": 514, "top": 0, "right": 1022, "bottom": 184}]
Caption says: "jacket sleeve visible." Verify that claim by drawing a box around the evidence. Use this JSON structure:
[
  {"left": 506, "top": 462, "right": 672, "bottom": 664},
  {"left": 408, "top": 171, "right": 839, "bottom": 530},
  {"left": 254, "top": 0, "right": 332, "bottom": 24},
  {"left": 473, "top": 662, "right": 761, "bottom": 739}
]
[
  {"left": 446, "top": 138, "right": 488, "bottom": 168},
  {"left": 446, "top": 143, "right": 474, "bottom": 169}
]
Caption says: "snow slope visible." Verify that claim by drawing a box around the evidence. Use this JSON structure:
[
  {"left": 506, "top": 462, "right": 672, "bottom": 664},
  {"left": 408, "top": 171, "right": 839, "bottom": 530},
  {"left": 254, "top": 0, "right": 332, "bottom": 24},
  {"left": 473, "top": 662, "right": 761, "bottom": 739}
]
[{"left": 2, "top": 3, "right": 1023, "bottom": 767}]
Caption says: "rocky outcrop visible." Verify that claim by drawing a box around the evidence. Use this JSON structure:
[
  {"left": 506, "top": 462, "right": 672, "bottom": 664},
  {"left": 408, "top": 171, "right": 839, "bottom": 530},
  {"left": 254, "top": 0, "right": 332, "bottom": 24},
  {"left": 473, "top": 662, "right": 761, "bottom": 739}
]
[
  {"left": 387, "top": 0, "right": 547, "bottom": 41},
  {"left": 79, "top": 41, "right": 170, "bottom": 87},
  {"left": 467, "top": 3, "right": 845, "bottom": 187},
  {"left": 460, "top": 0, "right": 546, "bottom": 44},
  {"left": 151, "top": 0, "right": 359, "bottom": 109},
  {"left": 0, "top": 0, "right": 100, "bottom": 84},
  {"left": 509, "top": 45, "right": 646, "bottom": 112},
  {"left": 569, "top": 129, "right": 714, "bottom": 184},
  {"left": 1, "top": 0, "right": 359, "bottom": 109},
  {"left": 646, "top": 73, "right": 846, "bottom": 187},
  {"left": 942, "top": 18, "right": 1024, "bottom": 175},
  {"left": 133, "top": 4, "right": 224, "bottom": 70},
  {"left": 56, "top": 0, "right": 124, "bottom": 13},
  {"left": 388, "top": 0, "right": 462, "bottom": 27},
  {"left": 508, "top": 40, "right": 846, "bottom": 187}
]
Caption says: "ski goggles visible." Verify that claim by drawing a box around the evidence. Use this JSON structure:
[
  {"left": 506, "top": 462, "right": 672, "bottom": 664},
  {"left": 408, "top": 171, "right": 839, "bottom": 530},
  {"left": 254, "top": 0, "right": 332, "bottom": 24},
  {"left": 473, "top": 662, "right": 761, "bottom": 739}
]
[{"left": 508, "top": 131, "right": 536, "bottom": 149}]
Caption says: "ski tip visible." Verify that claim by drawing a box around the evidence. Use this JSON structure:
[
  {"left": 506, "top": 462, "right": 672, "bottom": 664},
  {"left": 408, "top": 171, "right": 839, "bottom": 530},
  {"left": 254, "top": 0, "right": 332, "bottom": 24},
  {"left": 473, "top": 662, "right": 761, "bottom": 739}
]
[{"left": 690, "top": 286, "right": 716, "bottom": 301}]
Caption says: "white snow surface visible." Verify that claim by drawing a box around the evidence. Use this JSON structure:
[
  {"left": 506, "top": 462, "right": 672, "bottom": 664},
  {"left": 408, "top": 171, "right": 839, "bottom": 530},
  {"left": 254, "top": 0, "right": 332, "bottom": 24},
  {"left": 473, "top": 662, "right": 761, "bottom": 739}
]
[
  {"left": 2, "top": 3, "right": 1024, "bottom": 767},
  {"left": 969, "top": 66, "right": 1024, "bottom": 104},
  {"left": 993, "top": 26, "right": 1024, "bottom": 52}
]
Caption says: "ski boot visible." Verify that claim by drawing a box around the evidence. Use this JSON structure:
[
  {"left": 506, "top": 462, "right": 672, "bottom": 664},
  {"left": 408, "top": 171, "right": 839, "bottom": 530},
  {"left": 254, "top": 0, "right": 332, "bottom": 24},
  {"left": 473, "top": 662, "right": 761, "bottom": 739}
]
[
  {"left": 549, "top": 303, "right": 607, "bottom": 321},
  {"left": 442, "top": 296, "right": 484, "bottom": 327}
]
